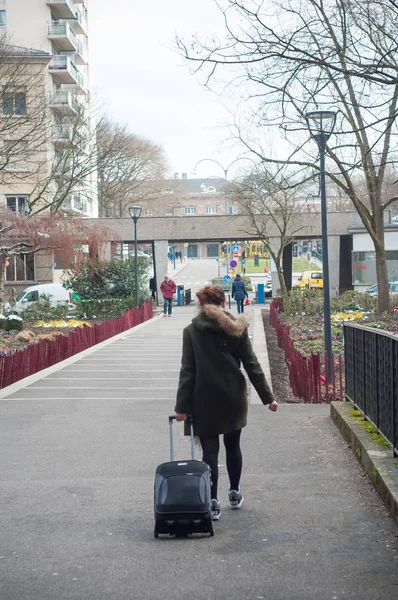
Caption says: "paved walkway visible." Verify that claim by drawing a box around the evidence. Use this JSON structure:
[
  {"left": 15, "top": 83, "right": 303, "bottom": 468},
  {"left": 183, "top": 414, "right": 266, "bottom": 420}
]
[{"left": 0, "top": 306, "right": 397, "bottom": 600}]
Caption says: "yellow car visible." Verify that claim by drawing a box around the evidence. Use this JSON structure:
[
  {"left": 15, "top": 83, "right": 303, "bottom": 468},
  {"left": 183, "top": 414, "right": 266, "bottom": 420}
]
[{"left": 297, "top": 271, "right": 323, "bottom": 290}]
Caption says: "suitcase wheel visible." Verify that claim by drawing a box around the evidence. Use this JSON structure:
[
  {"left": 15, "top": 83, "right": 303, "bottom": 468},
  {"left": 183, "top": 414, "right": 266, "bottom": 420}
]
[
  {"left": 208, "top": 519, "right": 214, "bottom": 537},
  {"left": 154, "top": 528, "right": 159, "bottom": 538}
]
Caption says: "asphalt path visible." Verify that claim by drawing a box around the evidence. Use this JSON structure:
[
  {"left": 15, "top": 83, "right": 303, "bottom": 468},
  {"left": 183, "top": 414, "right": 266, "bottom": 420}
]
[{"left": 0, "top": 261, "right": 397, "bottom": 599}]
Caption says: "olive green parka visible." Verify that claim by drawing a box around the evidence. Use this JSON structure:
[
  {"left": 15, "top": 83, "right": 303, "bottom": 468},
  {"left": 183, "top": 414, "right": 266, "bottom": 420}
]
[{"left": 175, "top": 304, "right": 274, "bottom": 436}]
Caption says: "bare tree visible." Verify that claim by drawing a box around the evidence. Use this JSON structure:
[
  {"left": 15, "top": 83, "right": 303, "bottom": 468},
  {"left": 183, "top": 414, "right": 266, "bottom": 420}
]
[
  {"left": 176, "top": 0, "right": 398, "bottom": 311},
  {"left": 230, "top": 167, "right": 311, "bottom": 295},
  {"left": 97, "top": 120, "right": 167, "bottom": 217}
]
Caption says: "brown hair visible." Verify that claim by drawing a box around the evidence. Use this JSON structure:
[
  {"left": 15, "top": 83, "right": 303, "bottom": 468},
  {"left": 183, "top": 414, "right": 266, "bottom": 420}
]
[{"left": 196, "top": 285, "right": 225, "bottom": 307}]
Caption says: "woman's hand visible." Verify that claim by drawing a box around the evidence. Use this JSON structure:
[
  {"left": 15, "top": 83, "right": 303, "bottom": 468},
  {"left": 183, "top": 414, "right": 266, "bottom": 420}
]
[
  {"left": 175, "top": 413, "right": 187, "bottom": 422},
  {"left": 268, "top": 401, "right": 278, "bottom": 412}
]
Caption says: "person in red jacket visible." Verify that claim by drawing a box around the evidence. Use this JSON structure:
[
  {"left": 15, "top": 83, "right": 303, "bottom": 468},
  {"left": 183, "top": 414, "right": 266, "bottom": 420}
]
[{"left": 160, "top": 274, "right": 176, "bottom": 317}]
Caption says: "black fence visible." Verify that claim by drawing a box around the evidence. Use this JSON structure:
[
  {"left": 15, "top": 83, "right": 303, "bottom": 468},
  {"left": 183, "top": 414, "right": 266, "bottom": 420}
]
[{"left": 344, "top": 324, "right": 398, "bottom": 455}]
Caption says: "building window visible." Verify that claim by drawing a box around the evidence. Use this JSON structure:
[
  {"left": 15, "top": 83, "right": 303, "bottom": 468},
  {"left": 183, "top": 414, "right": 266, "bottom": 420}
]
[
  {"left": 184, "top": 206, "right": 197, "bottom": 215},
  {"left": 207, "top": 186, "right": 216, "bottom": 193},
  {"left": 2, "top": 92, "right": 26, "bottom": 116},
  {"left": 0, "top": 10, "right": 5, "bottom": 27},
  {"left": 6, "top": 254, "right": 35, "bottom": 282},
  {"left": 207, "top": 243, "right": 219, "bottom": 257},
  {"left": 206, "top": 206, "right": 218, "bottom": 214},
  {"left": 230, "top": 205, "right": 239, "bottom": 214},
  {"left": 6, "top": 195, "right": 29, "bottom": 214}
]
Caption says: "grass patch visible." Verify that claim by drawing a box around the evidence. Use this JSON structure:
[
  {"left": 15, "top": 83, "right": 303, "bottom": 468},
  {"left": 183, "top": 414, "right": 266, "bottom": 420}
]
[
  {"left": 350, "top": 411, "right": 390, "bottom": 447},
  {"left": 292, "top": 258, "right": 322, "bottom": 272}
]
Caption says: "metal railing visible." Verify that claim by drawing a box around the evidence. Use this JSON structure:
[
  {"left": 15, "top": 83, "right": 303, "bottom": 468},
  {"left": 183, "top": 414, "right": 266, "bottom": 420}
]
[
  {"left": 75, "top": 6, "right": 88, "bottom": 29},
  {"left": 344, "top": 323, "right": 398, "bottom": 455},
  {"left": 50, "top": 91, "right": 77, "bottom": 110},
  {"left": 48, "top": 21, "right": 76, "bottom": 44},
  {"left": 51, "top": 124, "right": 72, "bottom": 141},
  {"left": 48, "top": 55, "right": 78, "bottom": 81}
]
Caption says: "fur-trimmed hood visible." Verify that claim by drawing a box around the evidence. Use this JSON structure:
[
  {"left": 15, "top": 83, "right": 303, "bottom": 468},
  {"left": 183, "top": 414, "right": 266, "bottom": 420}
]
[{"left": 192, "top": 304, "right": 248, "bottom": 337}]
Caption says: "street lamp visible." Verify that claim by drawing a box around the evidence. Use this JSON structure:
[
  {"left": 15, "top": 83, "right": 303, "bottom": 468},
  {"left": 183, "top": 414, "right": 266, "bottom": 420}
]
[
  {"left": 129, "top": 205, "right": 142, "bottom": 308},
  {"left": 193, "top": 157, "right": 257, "bottom": 274},
  {"left": 305, "top": 110, "right": 337, "bottom": 378}
]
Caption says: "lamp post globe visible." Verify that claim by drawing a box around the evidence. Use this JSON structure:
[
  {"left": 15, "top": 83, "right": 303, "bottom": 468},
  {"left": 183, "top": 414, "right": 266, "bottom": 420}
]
[
  {"left": 305, "top": 111, "right": 337, "bottom": 147},
  {"left": 128, "top": 205, "right": 142, "bottom": 308},
  {"left": 305, "top": 110, "right": 337, "bottom": 379}
]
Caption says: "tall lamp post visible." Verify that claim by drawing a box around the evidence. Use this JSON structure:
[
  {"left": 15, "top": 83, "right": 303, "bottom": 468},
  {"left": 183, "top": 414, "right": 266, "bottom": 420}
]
[
  {"left": 305, "top": 110, "right": 337, "bottom": 377},
  {"left": 129, "top": 205, "right": 142, "bottom": 308},
  {"left": 193, "top": 157, "right": 257, "bottom": 274}
]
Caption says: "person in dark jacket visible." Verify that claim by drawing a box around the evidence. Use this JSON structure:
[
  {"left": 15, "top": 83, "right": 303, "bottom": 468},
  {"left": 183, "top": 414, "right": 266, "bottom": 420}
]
[
  {"left": 175, "top": 285, "right": 277, "bottom": 521},
  {"left": 231, "top": 273, "right": 249, "bottom": 314},
  {"left": 149, "top": 276, "right": 156, "bottom": 301}
]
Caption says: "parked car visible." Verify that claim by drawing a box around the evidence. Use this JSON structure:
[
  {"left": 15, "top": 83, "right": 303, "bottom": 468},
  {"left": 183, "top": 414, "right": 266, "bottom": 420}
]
[
  {"left": 129, "top": 250, "right": 152, "bottom": 260},
  {"left": 362, "top": 282, "right": 398, "bottom": 295},
  {"left": 5, "top": 283, "right": 72, "bottom": 315},
  {"left": 297, "top": 271, "right": 324, "bottom": 290}
]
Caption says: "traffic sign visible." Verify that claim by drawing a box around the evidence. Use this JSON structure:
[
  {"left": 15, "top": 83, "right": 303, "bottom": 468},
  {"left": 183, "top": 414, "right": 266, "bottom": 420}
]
[
  {"left": 233, "top": 252, "right": 239, "bottom": 258},
  {"left": 233, "top": 244, "right": 240, "bottom": 252},
  {"left": 223, "top": 275, "right": 231, "bottom": 283},
  {"left": 230, "top": 260, "right": 238, "bottom": 268}
]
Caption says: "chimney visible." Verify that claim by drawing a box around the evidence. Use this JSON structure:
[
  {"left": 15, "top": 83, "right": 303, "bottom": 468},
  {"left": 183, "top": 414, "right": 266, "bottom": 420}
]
[
  {"left": 182, "top": 172, "right": 187, "bottom": 179},
  {"left": 174, "top": 172, "right": 179, "bottom": 179}
]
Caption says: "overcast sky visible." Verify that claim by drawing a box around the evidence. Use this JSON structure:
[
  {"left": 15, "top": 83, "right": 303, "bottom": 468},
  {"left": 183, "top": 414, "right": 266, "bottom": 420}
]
[{"left": 90, "top": 0, "right": 238, "bottom": 178}]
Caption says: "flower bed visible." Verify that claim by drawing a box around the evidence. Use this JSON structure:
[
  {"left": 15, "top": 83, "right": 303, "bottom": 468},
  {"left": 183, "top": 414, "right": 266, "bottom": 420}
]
[
  {"left": 270, "top": 293, "right": 398, "bottom": 403},
  {"left": 0, "top": 302, "right": 153, "bottom": 389}
]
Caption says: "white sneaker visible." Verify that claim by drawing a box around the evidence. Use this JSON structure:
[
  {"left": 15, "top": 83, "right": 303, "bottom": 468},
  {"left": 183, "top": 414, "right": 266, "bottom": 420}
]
[
  {"left": 228, "top": 489, "right": 244, "bottom": 509},
  {"left": 211, "top": 499, "right": 221, "bottom": 520}
]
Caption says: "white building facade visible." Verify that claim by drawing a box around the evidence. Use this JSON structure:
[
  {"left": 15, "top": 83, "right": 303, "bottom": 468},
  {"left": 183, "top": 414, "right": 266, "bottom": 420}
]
[{"left": 1, "top": 0, "right": 98, "bottom": 218}]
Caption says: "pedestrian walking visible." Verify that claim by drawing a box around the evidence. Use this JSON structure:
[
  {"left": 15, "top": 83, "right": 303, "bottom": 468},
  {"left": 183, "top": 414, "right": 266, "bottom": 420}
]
[
  {"left": 231, "top": 273, "right": 249, "bottom": 313},
  {"left": 149, "top": 276, "right": 156, "bottom": 302},
  {"left": 175, "top": 285, "right": 277, "bottom": 521},
  {"left": 160, "top": 274, "right": 176, "bottom": 317}
]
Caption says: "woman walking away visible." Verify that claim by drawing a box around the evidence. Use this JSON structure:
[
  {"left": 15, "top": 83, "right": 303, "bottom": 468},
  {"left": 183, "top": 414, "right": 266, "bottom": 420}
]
[
  {"left": 232, "top": 273, "right": 249, "bottom": 313},
  {"left": 174, "top": 285, "right": 278, "bottom": 521}
]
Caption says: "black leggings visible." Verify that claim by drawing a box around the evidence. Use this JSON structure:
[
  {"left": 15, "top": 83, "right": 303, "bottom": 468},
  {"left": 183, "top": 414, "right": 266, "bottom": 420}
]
[{"left": 199, "top": 430, "right": 242, "bottom": 500}]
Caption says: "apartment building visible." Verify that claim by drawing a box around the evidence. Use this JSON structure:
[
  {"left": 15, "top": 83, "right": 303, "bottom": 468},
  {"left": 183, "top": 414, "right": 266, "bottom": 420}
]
[
  {"left": 137, "top": 176, "right": 238, "bottom": 217},
  {"left": 1, "top": 0, "right": 97, "bottom": 218}
]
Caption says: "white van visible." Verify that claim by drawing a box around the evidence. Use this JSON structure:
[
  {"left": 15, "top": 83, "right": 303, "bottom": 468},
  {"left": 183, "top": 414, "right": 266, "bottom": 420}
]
[{"left": 8, "top": 283, "right": 72, "bottom": 314}]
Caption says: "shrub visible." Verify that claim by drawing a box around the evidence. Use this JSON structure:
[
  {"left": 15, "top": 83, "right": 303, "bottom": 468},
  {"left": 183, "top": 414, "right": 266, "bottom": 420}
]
[
  {"left": 0, "top": 314, "right": 7, "bottom": 330},
  {"left": 74, "top": 297, "right": 136, "bottom": 320},
  {"left": 16, "top": 330, "right": 35, "bottom": 343},
  {"left": 6, "top": 315, "right": 24, "bottom": 332},
  {"left": 65, "top": 257, "right": 150, "bottom": 300},
  {"left": 19, "top": 297, "right": 70, "bottom": 322}
]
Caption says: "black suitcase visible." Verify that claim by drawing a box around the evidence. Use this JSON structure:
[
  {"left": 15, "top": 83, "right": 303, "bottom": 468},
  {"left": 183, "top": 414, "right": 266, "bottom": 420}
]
[{"left": 154, "top": 416, "right": 214, "bottom": 538}]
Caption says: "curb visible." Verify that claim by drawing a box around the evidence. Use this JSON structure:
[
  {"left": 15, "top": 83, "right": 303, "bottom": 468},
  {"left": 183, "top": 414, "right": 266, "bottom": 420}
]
[{"left": 331, "top": 401, "right": 398, "bottom": 524}]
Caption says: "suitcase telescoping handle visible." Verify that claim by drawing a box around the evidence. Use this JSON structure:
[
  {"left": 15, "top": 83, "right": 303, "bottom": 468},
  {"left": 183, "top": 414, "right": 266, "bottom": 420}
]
[{"left": 168, "top": 415, "right": 195, "bottom": 462}]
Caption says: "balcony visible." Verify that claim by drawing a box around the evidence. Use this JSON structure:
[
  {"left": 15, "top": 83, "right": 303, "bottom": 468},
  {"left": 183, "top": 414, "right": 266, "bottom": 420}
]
[
  {"left": 62, "top": 195, "right": 88, "bottom": 214},
  {"left": 52, "top": 124, "right": 73, "bottom": 145},
  {"left": 74, "top": 6, "right": 88, "bottom": 35},
  {"left": 48, "top": 22, "right": 77, "bottom": 51},
  {"left": 74, "top": 38, "right": 88, "bottom": 65},
  {"left": 48, "top": 55, "right": 78, "bottom": 84},
  {"left": 46, "top": 0, "right": 76, "bottom": 20},
  {"left": 49, "top": 91, "right": 78, "bottom": 115},
  {"left": 75, "top": 70, "right": 87, "bottom": 94}
]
